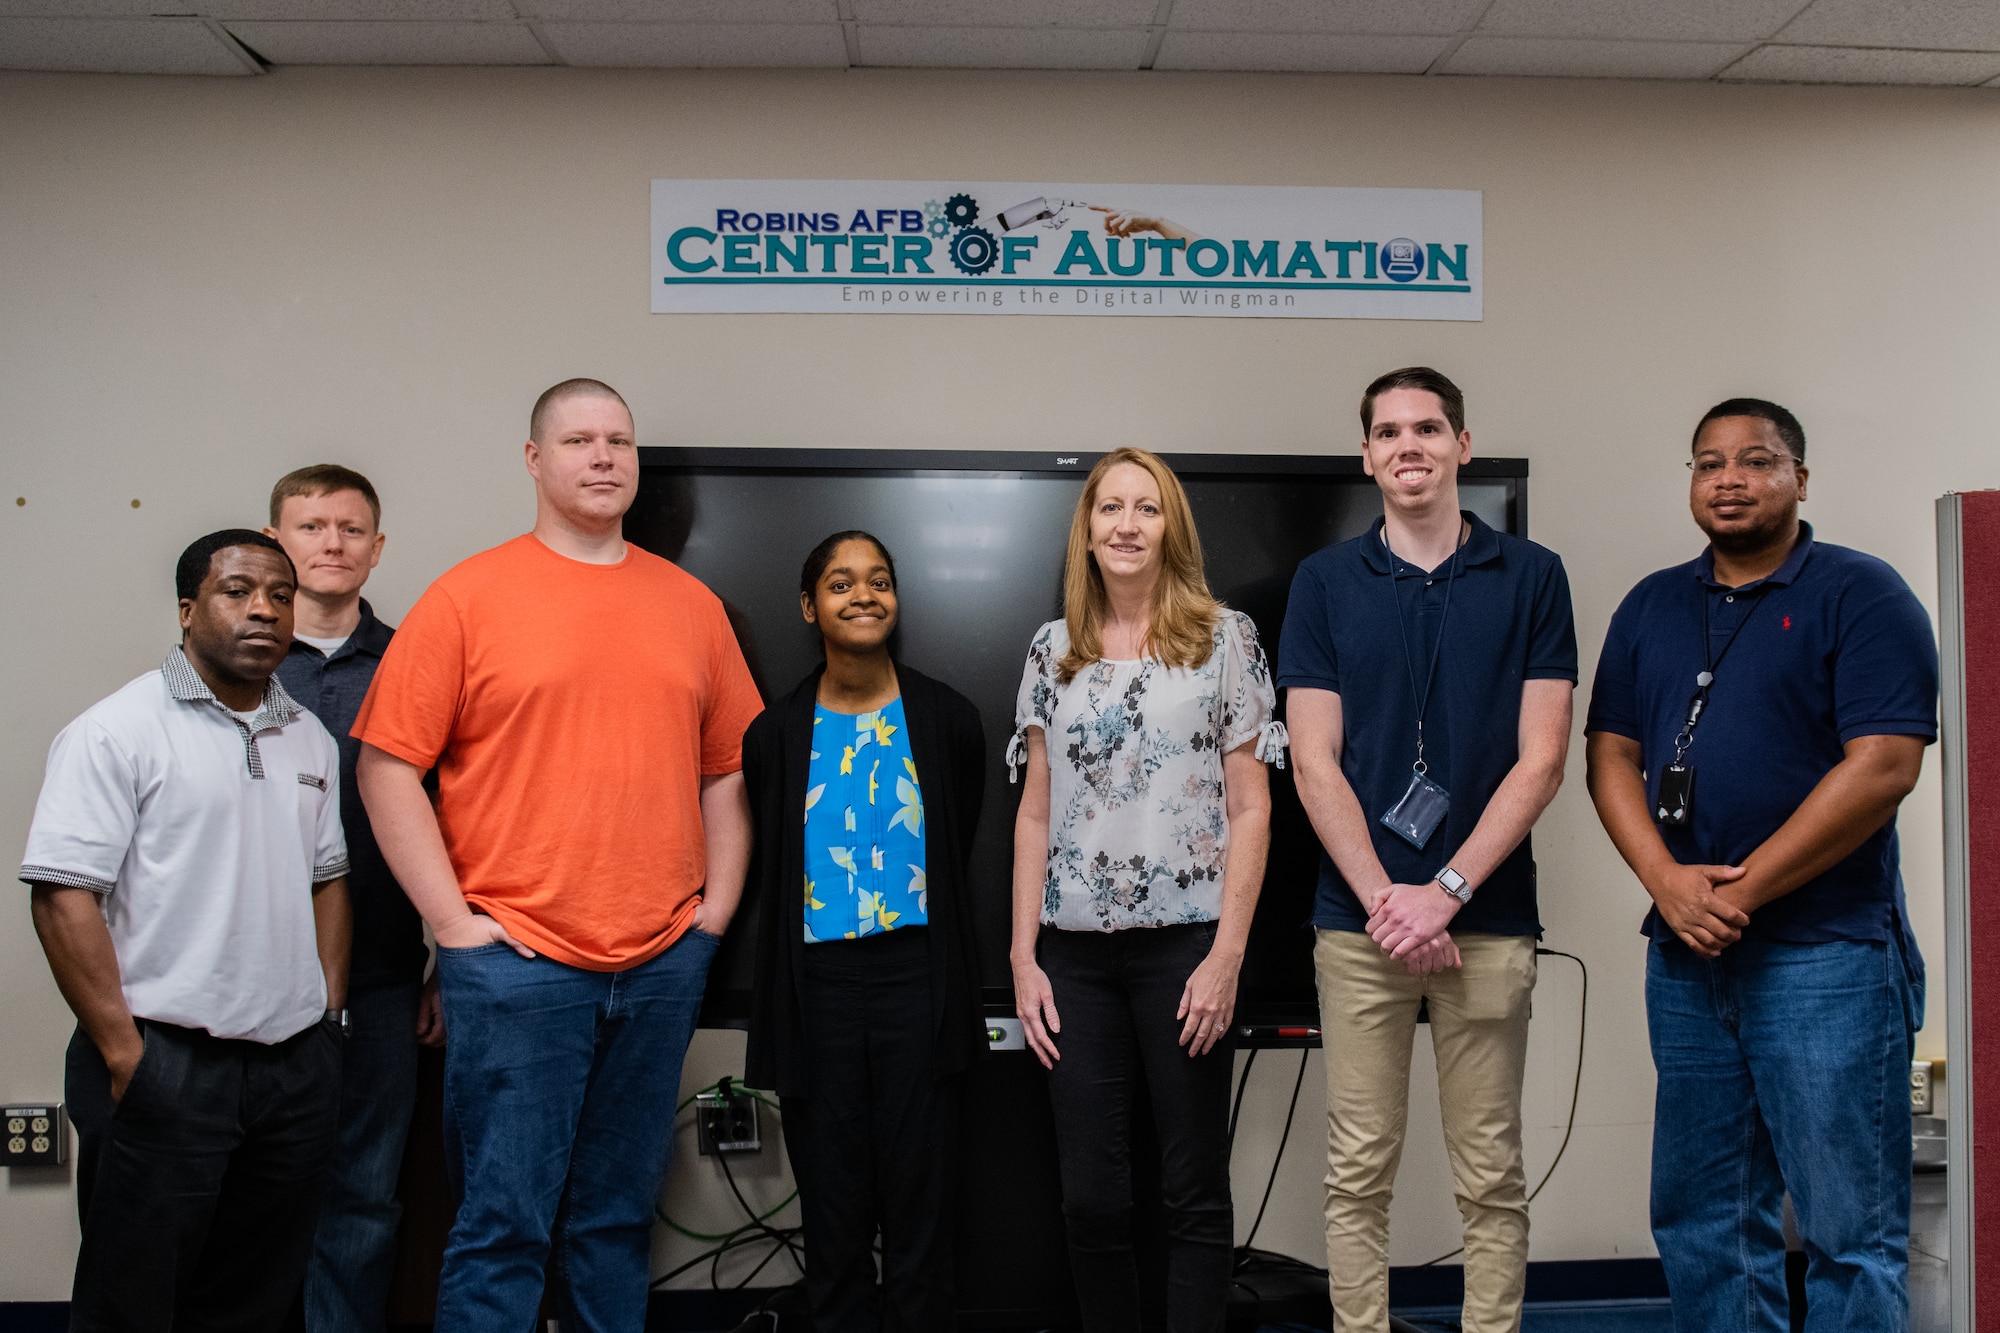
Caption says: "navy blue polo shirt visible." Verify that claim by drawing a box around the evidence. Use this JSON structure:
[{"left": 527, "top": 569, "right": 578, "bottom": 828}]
[
  {"left": 1586, "top": 523, "right": 1938, "bottom": 944},
  {"left": 276, "top": 600, "right": 427, "bottom": 988},
  {"left": 1278, "top": 512, "right": 1578, "bottom": 935}
]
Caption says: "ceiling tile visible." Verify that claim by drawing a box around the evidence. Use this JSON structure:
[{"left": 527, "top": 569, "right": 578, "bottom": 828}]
[
  {"left": 1721, "top": 43, "right": 2000, "bottom": 84},
  {"left": 1155, "top": 30, "right": 1447, "bottom": 71},
  {"left": 1778, "top": 0, "right": 2000, "bottom": 52},
  {"left": 207, "top": 0, "right": 516, "bottom": 18},
  {"left": 517, "top": 0, "right": 833, "bottom": 21},
  {"left": 223, "top": 18, "right": 548, "bottom": 62},
  {"left": 1441, "top": 35, "right": 1747, "bottom": 77},
  {"left": 538, "top": 20, "right": 846, "bottom": 65},
  {"left": 854, "top": 23, "right": 1147, "bottom": 68},
  {"left": 852, "top": 0, "right": 1155, "bottom": 25},
  {"left": 0, "top": 0, "right": 179, "bottom": 14},
  {"left": 1166, "top": 0, "right": 1486, "bottom": 36},
  {"left": 0, "top": 15, "right": 256, "bottom": 72},
  {"left": 1478, "top": 0, "right": 1809, "bottom": 43}
]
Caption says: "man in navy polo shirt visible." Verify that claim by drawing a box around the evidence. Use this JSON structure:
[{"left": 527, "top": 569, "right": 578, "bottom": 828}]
[
  {"left": 1281, "top": 367, "right": 1576, "bottom": 1333},
  {"left": 1586, "top": 398, "right": 1934, "bottom": 1332},
  {"left": 266, "top": 465, "right": 431, "bottom": 1333}
]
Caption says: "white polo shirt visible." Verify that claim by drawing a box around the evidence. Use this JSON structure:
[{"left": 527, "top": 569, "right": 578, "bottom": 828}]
[{"left": 21, "top": 649, "right": 348, "bottom": 1044}]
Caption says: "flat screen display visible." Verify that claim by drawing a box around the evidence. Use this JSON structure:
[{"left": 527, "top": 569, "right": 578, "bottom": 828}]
[{"left": 627, "top": 449, "right": 1527, "bottom": 1031}]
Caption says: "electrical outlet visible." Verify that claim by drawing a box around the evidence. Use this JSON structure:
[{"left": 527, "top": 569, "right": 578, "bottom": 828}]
[
  {"left": 1911, "top": 1060, "right": 1937, "bottom": 1116},
  {"left": 695, "top": 1087, "right": 760, "bottom": 1156},
  {"left": 1, "top": 1104, "right": 66, "bottom": 1167}
]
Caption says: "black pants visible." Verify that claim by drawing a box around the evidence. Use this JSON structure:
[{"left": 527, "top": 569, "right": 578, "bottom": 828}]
[
  {"left": 781, "top": 927, "right": 959, "bottom": 1333},
  {"left": 1040, "top": 923, "right": 1235, "bottom": 1333},
  {"left": 66, "top": 1018, "right": 342, "bottom": 1333}
]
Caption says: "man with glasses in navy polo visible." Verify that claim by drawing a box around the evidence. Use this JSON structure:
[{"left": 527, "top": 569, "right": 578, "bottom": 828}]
[{"left": 1586, "top": 398, "right": 1936, "bottom": 1331}]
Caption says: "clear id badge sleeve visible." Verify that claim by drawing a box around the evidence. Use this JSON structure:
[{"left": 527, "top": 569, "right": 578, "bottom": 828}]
[{"left": 1380, "top": 769, "right": 1450, "bottom": 850}]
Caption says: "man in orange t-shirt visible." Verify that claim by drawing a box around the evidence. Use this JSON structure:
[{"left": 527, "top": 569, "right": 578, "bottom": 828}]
[{"left": 354, "top": 378, "right": 762, "bottom": 1333}]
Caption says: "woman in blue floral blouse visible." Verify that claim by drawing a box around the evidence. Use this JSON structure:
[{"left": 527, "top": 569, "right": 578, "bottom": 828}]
[
  {"left": 742, "top": 531, "right": 987, "bottom": 1333},
  {"left": 1010, "top": 448, "right": 1286, "bottom": 1333}
]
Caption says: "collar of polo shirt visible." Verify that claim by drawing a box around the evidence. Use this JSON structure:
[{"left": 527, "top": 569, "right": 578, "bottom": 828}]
[{"left": 162, "top": 647, "right": 303, "bottom": 779}]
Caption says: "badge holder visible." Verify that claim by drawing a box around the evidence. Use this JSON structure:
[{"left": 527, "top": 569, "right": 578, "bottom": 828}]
[
  {"left": 1381, "top": 764, "right": 1450, "bottom": 850},
  {"left": 1380, "top": 721, "right": 1450, "bottom": 850},
  {"left": 1654, "top": 678, "right": 1708, "bottom": 829}
]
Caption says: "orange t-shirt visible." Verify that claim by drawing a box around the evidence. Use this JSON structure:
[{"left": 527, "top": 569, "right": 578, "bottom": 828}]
[{"left": 352, "top": 535, "right": 764, "bottom": 970}]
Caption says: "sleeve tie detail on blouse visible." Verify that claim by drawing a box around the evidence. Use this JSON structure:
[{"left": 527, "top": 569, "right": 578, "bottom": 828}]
[
  {"left": 1005, "top": 728, "right": 1028, "bottom": 784},
  {"left": 1256, "top": 719, "right": 1289, "bottom": 769}
]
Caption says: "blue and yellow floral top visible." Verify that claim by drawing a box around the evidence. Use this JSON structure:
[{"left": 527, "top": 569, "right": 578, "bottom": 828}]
[{"left": 803, "top": 698, "right": 928, "bottom": 943}]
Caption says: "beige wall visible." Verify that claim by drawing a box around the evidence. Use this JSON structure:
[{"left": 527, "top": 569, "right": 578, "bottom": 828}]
[{"left": 2, "top": 64, "right": 1995, "bottom": 1300}]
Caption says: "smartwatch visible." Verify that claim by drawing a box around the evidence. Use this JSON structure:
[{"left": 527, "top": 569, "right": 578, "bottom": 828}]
[
  {"left": 1434, "top": 866, "right": 1473, "bottom": 904},
  {"left": 324, "top": 1008, "right": 351, "bottom": 1039}
]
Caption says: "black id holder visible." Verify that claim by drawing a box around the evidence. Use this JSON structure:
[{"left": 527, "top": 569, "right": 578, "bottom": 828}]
[
  {"left": 1655, "top": 763, "right": 1694, "bottom": 827},
  {"left": 1381, "top": 768, "right": 1451, "bottom": 849}
]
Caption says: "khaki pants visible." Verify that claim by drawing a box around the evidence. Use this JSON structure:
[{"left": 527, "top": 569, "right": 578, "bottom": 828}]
[{"left": 1314, "top": 928, "right": 1537, "bottom": 1333}]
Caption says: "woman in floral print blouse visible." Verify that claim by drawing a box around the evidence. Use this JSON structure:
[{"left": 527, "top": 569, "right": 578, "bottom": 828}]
[{"left": 1009, "top": 447, "right": 1287, "bottom": 1333}]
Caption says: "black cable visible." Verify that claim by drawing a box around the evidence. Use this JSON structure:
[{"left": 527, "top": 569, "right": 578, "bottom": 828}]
[
  {"left": 1419, "top": 947, "right": 1588, "bottom": 1268},
  {"left": 1241, "top": 1050, "right": 1310, "bottom": 1252},
  {"left": 1226, "top": 1046, "right": 1259, "bottom": 1151},
  {"left": 717, "top": 1148, "right": 805, "bottom": 1280}
]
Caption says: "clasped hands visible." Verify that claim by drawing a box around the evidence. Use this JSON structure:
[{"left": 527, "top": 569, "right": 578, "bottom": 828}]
[
  {"left": 1364, "top": 881, "right": 1463, "bottom": 975},
  {"left": 1650, "top": 862, "right": 1749, "bottom": 958}
]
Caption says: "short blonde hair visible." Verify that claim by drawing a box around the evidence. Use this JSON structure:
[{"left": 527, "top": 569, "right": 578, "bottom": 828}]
[{"left": 1057, "top": 448, "right": 1221, "bottom": 684}]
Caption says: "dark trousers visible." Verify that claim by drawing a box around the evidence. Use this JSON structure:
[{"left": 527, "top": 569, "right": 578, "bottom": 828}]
[
  {"left": 1039, "top": 923, "right": 1235, "bottom": 1333},
  {"left": 66, "top": 1018, "right": 342, "bottom": 1333},
  {"left": 304, "top": 981, "right": 422, "bottom": 1333},
  {"left": 781, "top": 927, "right": 960, "bottom": 1333}
]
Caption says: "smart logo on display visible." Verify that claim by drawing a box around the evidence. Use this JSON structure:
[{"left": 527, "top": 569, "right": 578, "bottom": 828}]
[{"left": 651, "top": 179, "right": 1483, "bottom": 321}]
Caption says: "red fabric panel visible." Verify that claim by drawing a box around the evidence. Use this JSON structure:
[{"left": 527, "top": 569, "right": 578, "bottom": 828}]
[{"left": 1960, "top": 491, "right": 2000, "bottom": 1326}]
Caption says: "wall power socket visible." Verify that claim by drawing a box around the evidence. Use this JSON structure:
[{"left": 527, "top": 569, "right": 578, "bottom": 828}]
[
  {"left": 695, "top": 1079, "right": 761, "bottom": 1157},
  {"left": 2, "top": 1104, "right": 66, "bottom": 1167}
]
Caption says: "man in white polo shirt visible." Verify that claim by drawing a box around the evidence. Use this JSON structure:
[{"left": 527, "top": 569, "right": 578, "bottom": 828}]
[{"left": 23, "top": 528, "right": 352, "bottom": 1333}]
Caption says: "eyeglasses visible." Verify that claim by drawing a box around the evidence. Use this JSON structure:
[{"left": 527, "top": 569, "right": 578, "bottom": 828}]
[{"left": 1688, "top": 451, "right": 1799, "bottom": 478}]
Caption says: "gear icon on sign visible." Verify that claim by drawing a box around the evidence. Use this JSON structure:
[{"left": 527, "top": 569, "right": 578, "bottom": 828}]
[
  {"left": 923, "top": 199, "right": 944, "bottom": 219},
  {"left": 948, "top": 225, "right": 998, "bottom": 276},
  {"left": 943, "top": 193, "right": 979, "bottom": 228},
  {"left": 927, "top": 216, "right": 951, "bottom": 238}
]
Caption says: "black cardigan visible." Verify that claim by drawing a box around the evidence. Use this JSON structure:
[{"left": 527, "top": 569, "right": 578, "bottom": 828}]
[{"left": 741, "top": 662, "right": 987, "bottom": 1097}]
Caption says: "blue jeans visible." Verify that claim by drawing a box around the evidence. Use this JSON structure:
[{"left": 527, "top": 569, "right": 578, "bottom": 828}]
[
  {"left": 1647, "top": 932, "right": 1923, "bottom": 1333},
  {"left": 434, "top": 928, "right": 719, "bottom": 1333},
  {"left": 304, "top": 980, "right": 422, "bottom": 1333}
]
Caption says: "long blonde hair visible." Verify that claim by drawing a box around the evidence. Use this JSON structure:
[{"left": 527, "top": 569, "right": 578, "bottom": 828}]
[{"left": 1057, "top": 448, "right": 1222, "bottom": 684}]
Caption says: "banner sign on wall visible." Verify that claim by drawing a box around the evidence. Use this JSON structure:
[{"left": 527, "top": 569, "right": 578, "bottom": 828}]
[{"left": 652, "top": 179, "right": 1481, "bottom": 320}]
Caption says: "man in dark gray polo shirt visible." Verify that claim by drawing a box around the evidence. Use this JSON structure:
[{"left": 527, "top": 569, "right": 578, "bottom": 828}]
[
  {"left": 1279, "top": 367, "right": 1576, "bottom": 1333},
  {"left": 267, "top": 465, "right": 429, "bottom": 1333}
]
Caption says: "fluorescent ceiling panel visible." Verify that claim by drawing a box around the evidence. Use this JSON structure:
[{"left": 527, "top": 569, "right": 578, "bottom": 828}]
[
  {"left": 1477, "top": 0, "right": 1811, "bottom": 43},
  {"left": 516, "top": 0, "right": 833, "bottom": 20},
  {"left": 0, "top": 15, "right": 255, "bottom": 72},
  {"left": 1155, "top": 30, "right": 1447, "bottom": 72},
  {"left": 1778, "top": 0, "right": 2000, "bottom": 51},
  {"left": 1166, "top": 0, "right": 1485, "bottom": 36},
  {"left": 538, "top": 19, "right": 846, "bottom": 65},
  {"left": 208, "top": 0, "right": 516, "bottom": 18},
  {"left": 1722, "top": 43, "right": 2000, "bottom": 84},
  {"left": 855, "top": 23, "right": 1147, "bottom": 68},
  {"left": 852, "top": 0, "right": 1156, "bottom": 24},
  {"left": 1442, "top": 35, "right": 1747, "bottom": 77},
  {"left": 224, "top": 18, "right": 548, "bottom": 62}
]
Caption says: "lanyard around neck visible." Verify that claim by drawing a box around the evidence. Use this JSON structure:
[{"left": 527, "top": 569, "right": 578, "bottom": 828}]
[
  {"left": 1385, "top": 524, "right": 1466, "bottom": 775},
  {"left": 1671, "top": 580, "right": 1772, "bottom": 764}
]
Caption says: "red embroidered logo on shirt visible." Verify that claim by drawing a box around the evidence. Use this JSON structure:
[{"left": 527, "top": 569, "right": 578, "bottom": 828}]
[{"left": 1782, "top": 616, "right": 1792, "bottom": 630}]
